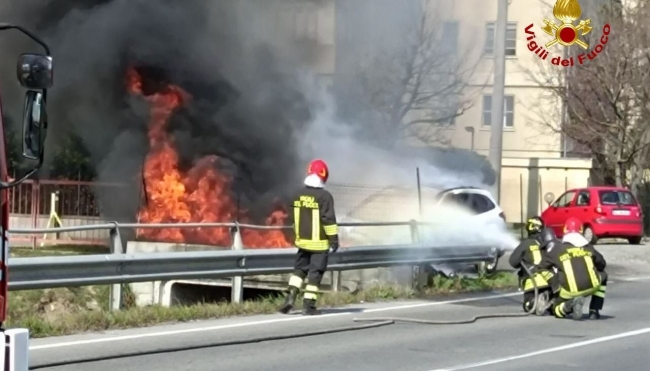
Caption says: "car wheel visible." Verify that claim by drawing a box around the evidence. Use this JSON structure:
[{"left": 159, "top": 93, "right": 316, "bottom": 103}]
[
  {"left": 476, "top": 257, "right": 499, "bottom": 276},
  {"left": 583, "top": 225, "right": 597, "bottom": 244},
  {"left": 628, "top": 236, "right": 642, "bottom": 245}
]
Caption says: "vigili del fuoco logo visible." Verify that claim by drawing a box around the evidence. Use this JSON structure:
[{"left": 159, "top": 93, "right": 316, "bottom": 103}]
[{"left": 525, "top": 0, "right": 611, "bottom": 67}]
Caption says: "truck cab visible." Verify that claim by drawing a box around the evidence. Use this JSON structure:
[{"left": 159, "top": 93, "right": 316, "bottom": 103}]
[{"left": 0, "top": 23, "right": 53, "bottom": 370}]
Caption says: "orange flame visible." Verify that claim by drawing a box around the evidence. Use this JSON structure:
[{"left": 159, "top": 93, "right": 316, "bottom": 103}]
[{"left": 127, "top": 68, "right": 292, "bottom": 248}]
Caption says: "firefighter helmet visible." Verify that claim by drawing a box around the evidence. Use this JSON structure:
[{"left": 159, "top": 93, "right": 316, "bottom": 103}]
[
  {"left": 539, "top": 227, "right": 557, "bottom": 250},
  {"left": 563, "top": 217, "right": 583, "bottom": 234},
  {"left": 525, "top": 216, "right": 545, "bottom": 236},
  {"left": 307, "top": 159, "right": 329, "bottom": 183}
]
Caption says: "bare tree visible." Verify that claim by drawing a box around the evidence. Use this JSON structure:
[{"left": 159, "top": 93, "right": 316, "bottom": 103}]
[
  {"left": 334, "top": 0, "right": 480, "bottom": 148},
  {"left": 523, "top": 1, "right": 650, "bottom": 190}
]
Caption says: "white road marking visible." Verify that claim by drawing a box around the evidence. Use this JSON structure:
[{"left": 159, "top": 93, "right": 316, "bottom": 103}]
[
  {"left": 29, "top": 274, "right": 650, "bottom": 352},
  {"left": 428, "top": 327, "right": 650, "bottom": 371},
  {"left": 615, "top": 276, "right": 650, "bottom": 282},
  {"left": 30, "top": 292, "right": 519, "bottom": 350}
]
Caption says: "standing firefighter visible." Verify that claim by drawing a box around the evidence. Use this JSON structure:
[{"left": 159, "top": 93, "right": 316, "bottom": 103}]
[{"left": 278, "top": 159, "right": 339, "bottom": 315}]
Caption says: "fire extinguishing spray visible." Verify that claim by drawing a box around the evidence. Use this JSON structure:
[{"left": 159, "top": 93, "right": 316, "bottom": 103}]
[{"left": 0, "top": 23, "right": 53, "bottom": 371}]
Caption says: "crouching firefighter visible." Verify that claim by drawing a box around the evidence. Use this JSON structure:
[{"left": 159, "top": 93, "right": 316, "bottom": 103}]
[
  {"left": 509, "top": 217, "right": 555, "bottom": 315},
  {"left": 539, "top": 217, "right": 607, "bottom": 320},
  {"left": 278, "top": 159, "right": 340, "bottom": 316}
]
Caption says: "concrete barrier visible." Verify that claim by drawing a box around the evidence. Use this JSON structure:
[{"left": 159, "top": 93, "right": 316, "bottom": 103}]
[{"left": 125, "top": 241, "right": 416, "bottom": 307}]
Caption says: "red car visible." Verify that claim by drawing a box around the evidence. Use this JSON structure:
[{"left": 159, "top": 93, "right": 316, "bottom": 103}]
[{"left": 541, "top": 186, "right": 644, "bottom": 245}]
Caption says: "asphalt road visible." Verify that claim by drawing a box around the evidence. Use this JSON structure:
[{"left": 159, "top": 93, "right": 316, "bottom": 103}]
[{"left": 29, "top": 271, "right": 650, "bottom": 371}]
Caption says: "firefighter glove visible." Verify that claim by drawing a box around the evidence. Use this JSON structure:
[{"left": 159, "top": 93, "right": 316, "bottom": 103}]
[{"left": 329, "top": 241, "right": 339, "bottom": 254}]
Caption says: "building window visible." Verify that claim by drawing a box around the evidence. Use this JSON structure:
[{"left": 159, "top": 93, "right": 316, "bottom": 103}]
[
  {"left": 484, "top": 22, "right": 517, "bottom": 56},
  {"left": 293, "top": 6, "right": 318, "bottom": 40},
  {"left": 482, "top": 95, "right": 515, "bottom": 128},
  {"left": 440, "top": 21, "right": 459, "bottom": 54}
]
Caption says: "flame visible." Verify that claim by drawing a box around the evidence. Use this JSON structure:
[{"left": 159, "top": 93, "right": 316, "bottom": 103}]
[
  {"left": 553, "top": 0, "right": 582, "bottom": 23},
  {"left": 127, "top": 67, "right": 292, "bottom": 248}
]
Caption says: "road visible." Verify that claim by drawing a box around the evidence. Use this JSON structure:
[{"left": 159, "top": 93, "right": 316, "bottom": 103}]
[{"left": 28, "top": 242, "right": 650, "bottom": 371}]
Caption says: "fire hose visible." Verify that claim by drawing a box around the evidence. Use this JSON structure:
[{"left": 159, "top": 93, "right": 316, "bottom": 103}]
[
  {"left": 30, "top": 264, "right": 542, "bottom": 369},
  {"left": 352, "top": 262, "right": 541, "bottom": 326}
]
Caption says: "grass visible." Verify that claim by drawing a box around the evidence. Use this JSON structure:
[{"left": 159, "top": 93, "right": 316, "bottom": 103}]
[
  {"left": 6, "top": 245, "right": 518, "bottom": 338},
  {"left": 10, "top": 244, "right": 109, "bottom": 257}
]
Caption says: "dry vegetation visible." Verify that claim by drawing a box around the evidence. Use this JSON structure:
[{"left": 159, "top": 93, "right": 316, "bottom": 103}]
[{"left": 7, "top": 245, "right": 517, "bottom": 338}]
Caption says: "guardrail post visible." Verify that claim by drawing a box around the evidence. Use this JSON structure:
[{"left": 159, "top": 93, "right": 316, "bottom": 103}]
[
  {"left": 109, "top": 225, "right": 123, "bottom": 311},
  {"left": 409, "top": 220, "right": 420, "bottom": 244},
  {"left": 231, "top": 225, "right": 244, "bottom": 304},
  {"left": 331, "top": 270, "right": 341, "bottom": 292},
  {"left": 409, "top": 220, "right": 427, "bottom": 290}
]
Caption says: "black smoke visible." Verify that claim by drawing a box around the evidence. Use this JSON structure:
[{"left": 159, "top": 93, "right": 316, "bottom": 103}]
[{"left": 1, "top": 0, "right": 313, "bottom": 222}]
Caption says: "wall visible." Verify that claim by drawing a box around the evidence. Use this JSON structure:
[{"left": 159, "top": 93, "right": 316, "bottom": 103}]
[
  {"left": 500, "top": 157, "right": 593, "bottom": 224},
  {"left": 325, "top": 157, "right": 594, "bottom": 228},
  {"left": 8, "top": 215, "right": 110, "bottom": 247}
]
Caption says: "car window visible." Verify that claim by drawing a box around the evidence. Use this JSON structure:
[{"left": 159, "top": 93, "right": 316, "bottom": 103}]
[
  {"left": 441, "top": 192, "right": 471, "bottom": 211},
  {"left": 575, "top": 190, "right": 591, "bottom": 206},
  {"left": 469, "top": 194, "right": 495, "bottom": 214},
  {"left": 598, "top": 190, "right": 637, "bottom": 205},
  {"left": 553, "top": 191, "right": 576, "bottom": 208}
]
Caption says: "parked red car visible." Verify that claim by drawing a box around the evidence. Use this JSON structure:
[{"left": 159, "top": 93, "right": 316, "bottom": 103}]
[{"left": 541, "top": 186, "right": 644, "bottom": 245}]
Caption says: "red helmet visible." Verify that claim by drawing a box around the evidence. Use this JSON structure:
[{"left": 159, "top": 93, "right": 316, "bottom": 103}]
[
  {"left": 563, "top": 217, "right": 583, "bottom": 234},
  {"left": 307, "top": 159, "right": 329, "bottom": 183}
]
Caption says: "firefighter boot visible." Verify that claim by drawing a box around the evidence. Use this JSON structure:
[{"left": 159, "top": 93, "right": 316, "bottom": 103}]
[
  {"left": 571, "top": 297, "right": 585, "bottom": 321},
  {"left": 535, "top": 291, "right": 552, "bottom": 316},
  {"left": 589, "top": 310, "right": 601, "bottom": 320},
  {"left": 278, "top": 286, "right": 299, "bottom": 314},
  {"left": 302, "top": 298, "right": 321, "bottom": 316}
]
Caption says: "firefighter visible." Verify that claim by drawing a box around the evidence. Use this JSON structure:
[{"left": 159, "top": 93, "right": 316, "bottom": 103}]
[
  {"left": 509, "top": 217, "right": 554, "bottom": 314},
  {"left": 278, "top": 159, "right": 339, "bottom": 316},
  {"left": 539, "top": 217, "right": 607, "bottom": 320},
  {"left": 559, "top": 218, "right": 608, "bottom": 319},
  {"left": 509, "top": 216, "right": 545, "bottom": 291}
]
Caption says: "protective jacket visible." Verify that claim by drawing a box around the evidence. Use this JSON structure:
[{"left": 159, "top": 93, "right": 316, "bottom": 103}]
[
  {"left": 509, "top": 236, "right": 545, "bottom": 271},
  {"left": 510, "top": 235, "right": 553, "bottom": 292},
  {"left": 539, "top": 232, "right": 606, "bottom": 294},
  {"left": 291, "top": 186, "right": 339, "bottom": 251}
]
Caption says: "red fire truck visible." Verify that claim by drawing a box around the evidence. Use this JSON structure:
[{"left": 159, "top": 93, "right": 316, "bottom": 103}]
[{"left": 0, "top": 24, "right": 52, "bottom": 369}]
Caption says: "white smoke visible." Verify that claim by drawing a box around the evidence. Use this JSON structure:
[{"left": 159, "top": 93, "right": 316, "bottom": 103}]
[
  {"left": 420, "top": 203, "right": 520, "bottom": 251},
  {"left": 295, "top": 76, "right": 486, "bottom": 189},
  {"left": 292, "top": 77, "right": 519, "bottom": 254}
]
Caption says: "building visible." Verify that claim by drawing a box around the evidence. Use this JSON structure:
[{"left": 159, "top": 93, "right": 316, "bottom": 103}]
[
  {"left": 252, "top": 0, "right": 337, "bottom": 85},
  {"left": 330, "top": 0, "right": 615, "bottom": 157},
  {"left": 273, "top": 0, "right": 601, "bottom": 222}
]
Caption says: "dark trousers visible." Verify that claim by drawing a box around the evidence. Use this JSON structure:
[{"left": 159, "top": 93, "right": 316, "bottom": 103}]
[
  {"left": 551, "top": 270, "right": 607, "bottom": 318},
  {"left": 589, "top": 270, "right": 607, "bottom": 311},
  {"left": 287, "top": 249, "right": 329, "bottom": 301},
  {"left": 293, "top": 249, "right": 329, "bottom": 285}
]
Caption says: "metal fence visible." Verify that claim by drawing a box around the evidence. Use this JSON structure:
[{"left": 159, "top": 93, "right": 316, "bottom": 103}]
[
  {"left": 6, "top": 173, "right": 592, "bottom": 247},
  {"left": 7, "top": 179, "right": 126, "bottom": 217}
]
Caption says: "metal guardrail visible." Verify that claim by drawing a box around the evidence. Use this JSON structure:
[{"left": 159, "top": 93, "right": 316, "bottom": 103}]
[
  {"left": 6, "top": 220, "right": 497, "bottom": 311},
  {"left": 7, "top": 244, "right": 494, "bottom": 291},
  {"left": 7, "top": 220, "right": 419, "bottom": 234}
]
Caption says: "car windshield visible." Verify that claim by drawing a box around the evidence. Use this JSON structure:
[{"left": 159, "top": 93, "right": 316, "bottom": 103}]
[{"left": 598, "top": 190, "right": 636, "bottom": 206}]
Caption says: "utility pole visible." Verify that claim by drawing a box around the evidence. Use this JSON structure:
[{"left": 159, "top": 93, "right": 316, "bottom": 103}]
[{"left": 488, "top": 0, "right": 508, "bottom": 204}]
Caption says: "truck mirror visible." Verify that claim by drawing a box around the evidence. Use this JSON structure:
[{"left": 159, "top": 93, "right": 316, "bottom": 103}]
[
  {"left": 17, "top": 53, "right": 53, "bottom": 89},
  {"left": 22, "top": 90, "right": 47, "bottom": 160}
]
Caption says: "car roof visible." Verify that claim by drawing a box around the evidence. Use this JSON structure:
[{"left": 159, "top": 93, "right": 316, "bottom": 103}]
[
  {"left": 438, "top": 186, "right": 481, "bottom": 193},
  {"left": 567, "top": 186, "right": 631, "bottom": 192},
  {"left": 436, "top": 186, "right": 496, "bottom": 199}
]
